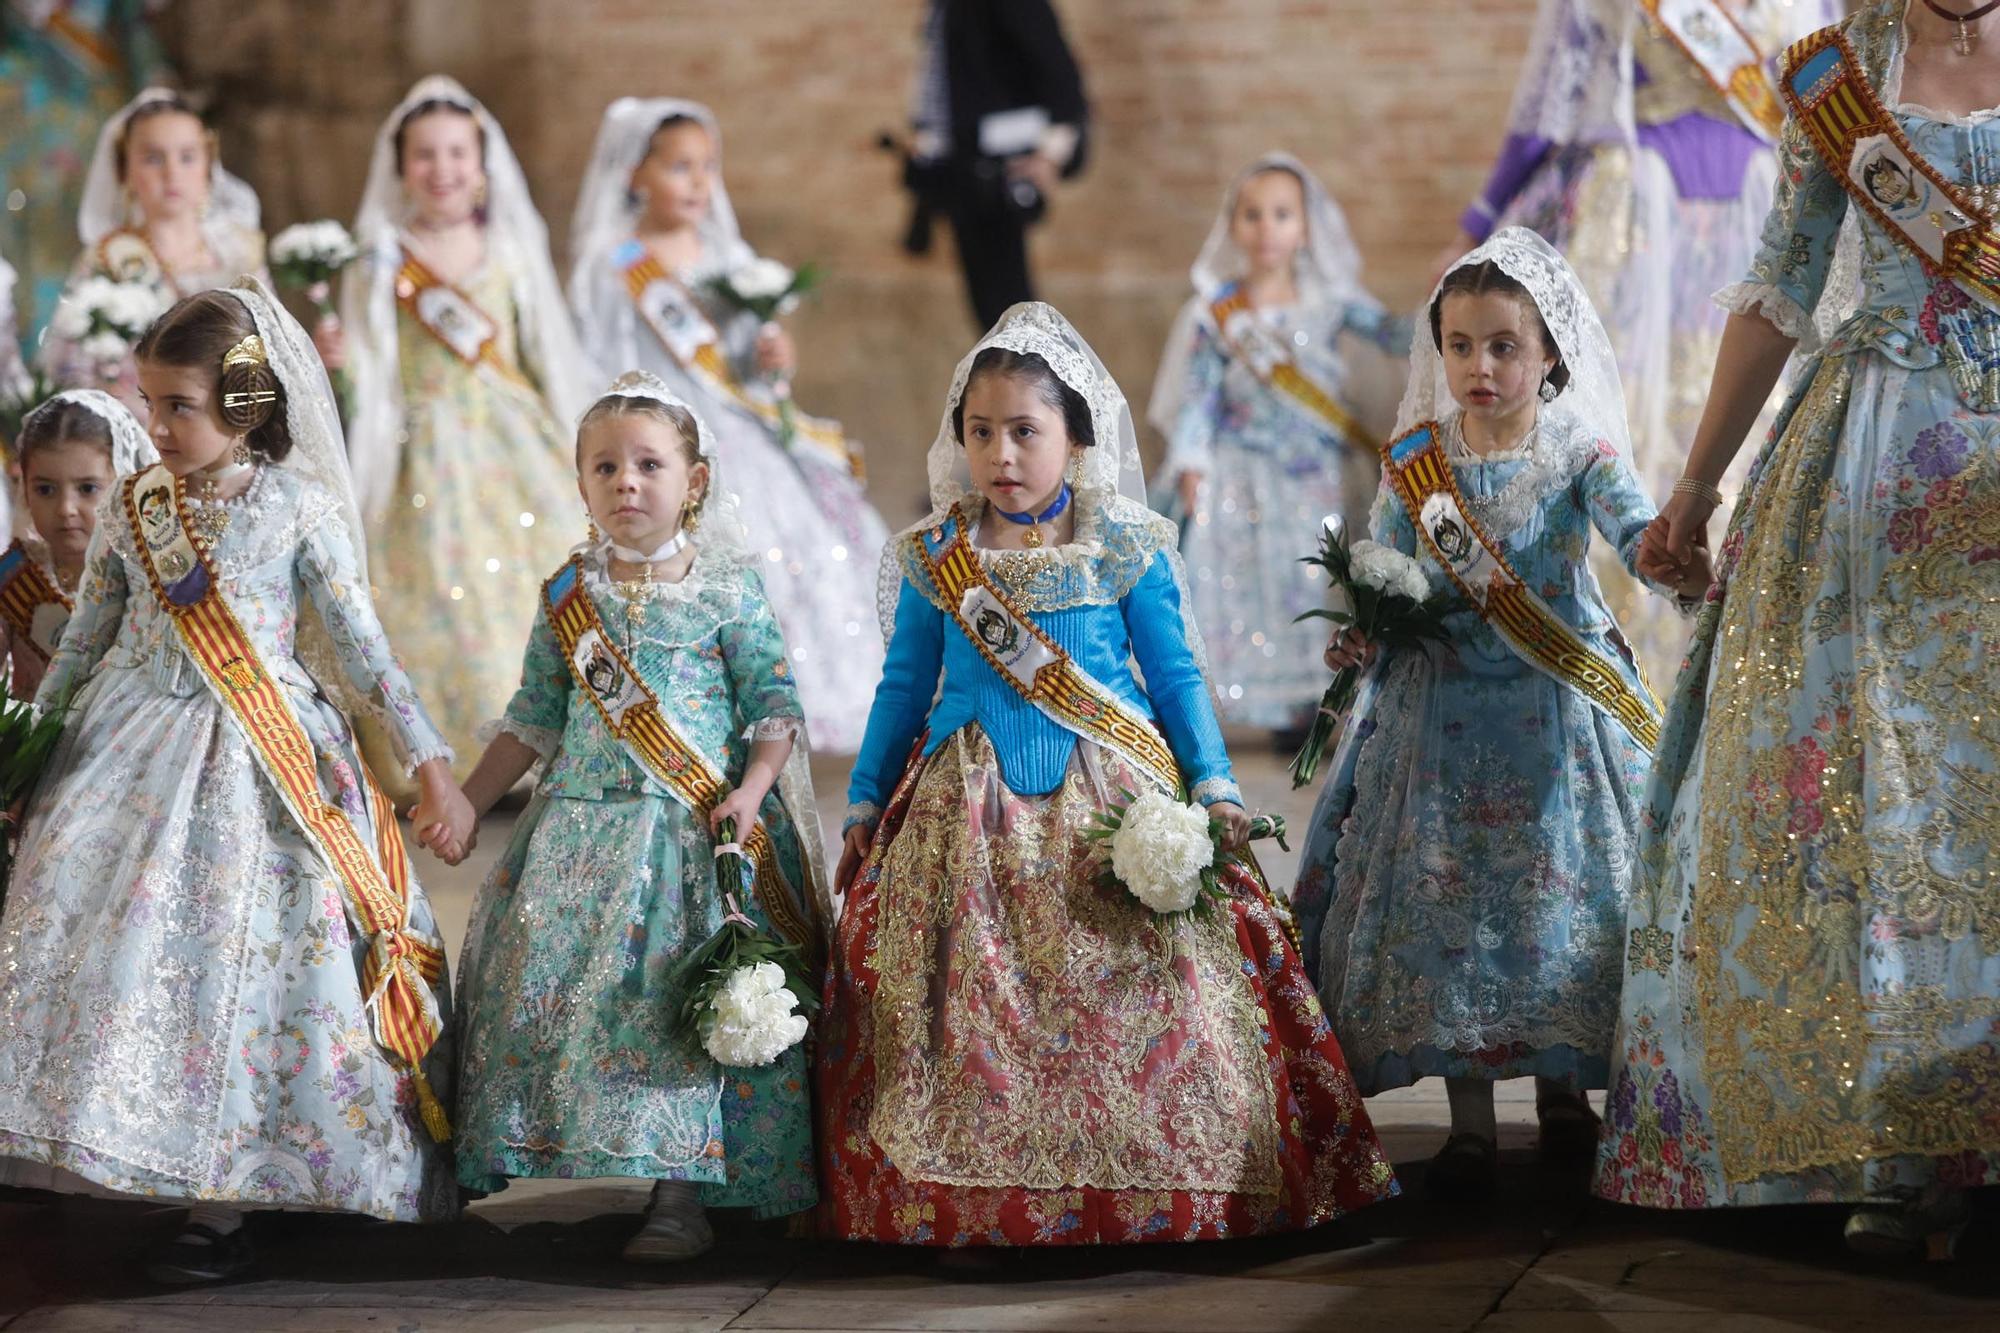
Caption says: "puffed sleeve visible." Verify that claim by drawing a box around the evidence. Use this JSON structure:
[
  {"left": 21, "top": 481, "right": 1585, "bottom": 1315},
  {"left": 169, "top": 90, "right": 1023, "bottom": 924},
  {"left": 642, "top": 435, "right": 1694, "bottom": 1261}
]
[
  {"left": 32, "top": 524, "right": 125, "bottom": 715},
  {"left": 844, "top": 574, "right": 944, "bottom": 826},
  {"left": 297, "top": 513, "right": 453, "bottom": 772},
  {"left": 1162, "top": 322, "right": 1225, "bottom": 481},
  {"left": 1124, "top": 549, "right": 1241, "bottom": 808},
  {"left": 491, "top": 600, "right": 571, "bottom": 762},
  {"left": 1715, "top": 111, "right": 1848, "bottom": 346},
  {"left": 717, "top": 566, "right": 806, "bottom": 739}
]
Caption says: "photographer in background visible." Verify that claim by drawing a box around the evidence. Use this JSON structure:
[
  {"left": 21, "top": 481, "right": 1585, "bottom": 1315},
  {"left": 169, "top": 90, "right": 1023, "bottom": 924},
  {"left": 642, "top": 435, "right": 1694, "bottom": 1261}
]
[{"left": 903, "top": 0, "right": 1089, "bottom": 329}]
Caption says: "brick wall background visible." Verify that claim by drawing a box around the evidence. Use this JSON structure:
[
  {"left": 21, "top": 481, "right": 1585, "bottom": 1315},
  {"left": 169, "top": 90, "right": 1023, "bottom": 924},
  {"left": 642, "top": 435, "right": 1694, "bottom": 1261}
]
[{"left": 158, "top": 0, "right": 1537, "bottom": 526}]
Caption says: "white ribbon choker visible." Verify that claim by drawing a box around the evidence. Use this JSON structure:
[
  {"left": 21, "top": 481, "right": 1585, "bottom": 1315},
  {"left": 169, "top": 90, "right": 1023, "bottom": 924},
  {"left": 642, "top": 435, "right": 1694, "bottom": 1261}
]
[{"left": 605, "top": 528, "right": 689, "bottom": 563}]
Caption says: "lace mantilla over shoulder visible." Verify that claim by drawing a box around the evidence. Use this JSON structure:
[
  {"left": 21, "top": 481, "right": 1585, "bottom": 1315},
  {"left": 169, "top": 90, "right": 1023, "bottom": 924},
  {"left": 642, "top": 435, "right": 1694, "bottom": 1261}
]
[
  {"left": 103, "top": 465, "right": 344, "bottom": 577},
  {"left": 899, "top": 491, "right": 1177, "bottom": 614}
]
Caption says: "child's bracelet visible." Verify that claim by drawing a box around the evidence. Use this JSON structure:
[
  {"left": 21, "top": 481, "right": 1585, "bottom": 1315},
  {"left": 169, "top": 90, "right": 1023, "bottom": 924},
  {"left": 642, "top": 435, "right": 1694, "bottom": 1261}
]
[{"left": 1672, "top": 477, "right": 1724, "bottom": 507}]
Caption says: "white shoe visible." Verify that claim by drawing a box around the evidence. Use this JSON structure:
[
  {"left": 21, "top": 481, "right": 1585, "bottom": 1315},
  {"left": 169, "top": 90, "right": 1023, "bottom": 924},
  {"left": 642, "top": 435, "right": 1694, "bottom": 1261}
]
[{"left": 622, "top": 1182, "right": 714, "bottom": 1262}]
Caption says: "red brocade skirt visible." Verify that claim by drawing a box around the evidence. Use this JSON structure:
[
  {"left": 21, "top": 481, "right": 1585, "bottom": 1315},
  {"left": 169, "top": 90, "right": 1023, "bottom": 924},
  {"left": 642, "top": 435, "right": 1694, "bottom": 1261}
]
[{"left": 815, "top": 727, "right": 1398, "bottom": 1245}]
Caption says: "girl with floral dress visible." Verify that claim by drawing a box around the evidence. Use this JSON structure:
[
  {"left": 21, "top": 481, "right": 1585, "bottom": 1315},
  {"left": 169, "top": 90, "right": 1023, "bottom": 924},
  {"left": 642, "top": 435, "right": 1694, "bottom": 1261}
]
[
  {"left": 339, "top": 76, "right": 596, "bottom": 770},
  {"left": 1, "top": 390, "right": 157, "bottom": 699},
  {"left": 41, "top": 89, "right": 269, "bottom": 421},
  {"left": 437, "top": 372, "right": 831, "bottom": 1263},
  {"left": 1293, "top": 229, "right": 1711, "bottom": 1198},
  {"left": 817, "top": 301, "right": 1397, "bottom": 1247},
  {"left": 567, "top": 98, "right": 887, "bottom": 752},
  {"left": 0, "top": 281, "right": 466, "bottom": 1284},
  {"left": 1147, "top": 152, "right": 1405, "bottom": 735}
]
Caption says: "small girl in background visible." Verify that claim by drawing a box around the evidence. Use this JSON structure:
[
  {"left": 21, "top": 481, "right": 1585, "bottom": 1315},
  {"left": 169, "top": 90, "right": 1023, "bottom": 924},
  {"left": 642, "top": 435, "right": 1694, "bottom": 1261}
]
[
  {"left": 1148, "top": 153, "right": 1405, "bottom": 737},
  {"left": 439, "top": 372, "right": 830, "bottom": 1262},
  {"left": 340, "top": 76, "right": 595, "bottom": 771},
  {"left": 0, "top": 390, "right": 157, "bottom": 699},
  {"left": 567, "top": 99, "right": 887, "bottom": 752},
  {"left": 818, "top": 302, "right": 1395, "bottom": 1247},
  {"left": 42, "top": 89, "right": 268, "bottom": 418},
  {"left": 1292, "top": 229, "right": 1711, "bottom": 1198}
]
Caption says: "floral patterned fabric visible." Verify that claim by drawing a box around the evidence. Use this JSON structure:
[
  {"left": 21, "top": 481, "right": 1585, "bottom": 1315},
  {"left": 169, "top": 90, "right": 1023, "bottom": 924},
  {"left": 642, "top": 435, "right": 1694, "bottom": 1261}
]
[
  {"left": 452, "top": 547, "right": 818, "bottom": 1216},
  {"left": 0, "top": 466, "right": 457, "bottom": 1221},
  {"left": 817, "top": 725, "right": 1398, "bottom": 1245},
  {"left": 1293, "top": 404, "right": 1663, "bottom": 1095},
  {"left": 367, "top": 251, "right": 581, "bottom": 765},
  {"left": 1597, "top": 4, "right": 2000, "bottom": 1209},
  {"left": 1152, "top": 289, "right": 1405, "bottom": 729}
]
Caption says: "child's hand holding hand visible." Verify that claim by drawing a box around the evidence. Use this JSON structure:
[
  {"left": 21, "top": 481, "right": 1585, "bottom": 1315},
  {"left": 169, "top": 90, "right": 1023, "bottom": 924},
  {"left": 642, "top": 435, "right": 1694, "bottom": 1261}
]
[
  {"left": 409, "top": 759, "right": 475, "bottom": 865},
  {"left": 1323, "top": 628, "right": 1378, "bottom": 672},
  {"left": 835, "top": 823, "right": 873, "bottom": 897},
  {"left": 1209, "top": 801, "right": 1252, "bottom": 852},
  {"left": 1637, "top": 516, "right": 1714, "bottom": 600}
]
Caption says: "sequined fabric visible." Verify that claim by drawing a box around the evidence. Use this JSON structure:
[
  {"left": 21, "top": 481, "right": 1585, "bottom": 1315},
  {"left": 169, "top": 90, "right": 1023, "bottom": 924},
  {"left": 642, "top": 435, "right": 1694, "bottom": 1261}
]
[
  {"left": 817, "top": 726, "right": 1398, "bottom": 1245},
  {"left": 368, "top": 254, "right": 581, "bottom": 765},
  {"left": 1153, "top": 290, "right": 1406, "bottom": 728},
  {"left": 1294, "top": 405, "right": 1660, "bottom": 1094},
  {"left": 1598, "top": 4, "right": 2000, "bottom": 1208},
  {"left": 0, "top": 467, "right": 456, "bottom": 1221}
]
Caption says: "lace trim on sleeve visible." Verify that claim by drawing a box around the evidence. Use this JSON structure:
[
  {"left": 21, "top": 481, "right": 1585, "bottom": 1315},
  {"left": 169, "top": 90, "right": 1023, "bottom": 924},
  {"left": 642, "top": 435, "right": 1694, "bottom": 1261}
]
[
  {"left": 843, "top": 802, "right": 882, "bottom": 833},
  {"left": 1714, "top": 280, "right": 1819, "bottom": 353},
  {"left": 1190, "top": 776, "right": 1243, "bottom": 807},
  {"left": 746, "top": 715, "right": 807, "bottom": 743},
  {"left": 400, "top": 740, "right": 456, "bottom": 777},
  {"left": 477, "top": 716, "right": 560, "bottom": 763}
]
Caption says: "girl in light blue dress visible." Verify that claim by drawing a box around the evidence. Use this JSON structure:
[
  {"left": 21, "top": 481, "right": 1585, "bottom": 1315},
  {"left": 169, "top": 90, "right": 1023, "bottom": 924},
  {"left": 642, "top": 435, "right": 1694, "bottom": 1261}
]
[
  {"left": 1599, "top": 0, "right": 2000, "bottom": 1259},
  {"left": 1146, "top": 153, "right": 1405, "bottom": 733},
  {"left": 1294, "top": 229, "right": 1710, "bottom": 1197},
  {"left": 440, "top": 373, "right": 831, "bottom": 1263}
]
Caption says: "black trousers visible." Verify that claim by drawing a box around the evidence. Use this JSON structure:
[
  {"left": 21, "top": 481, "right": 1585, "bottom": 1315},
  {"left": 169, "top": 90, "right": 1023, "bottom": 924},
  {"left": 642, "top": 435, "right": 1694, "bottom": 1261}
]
[{"left": 943, "top": 194, "right": 1034, "bottom": 332}]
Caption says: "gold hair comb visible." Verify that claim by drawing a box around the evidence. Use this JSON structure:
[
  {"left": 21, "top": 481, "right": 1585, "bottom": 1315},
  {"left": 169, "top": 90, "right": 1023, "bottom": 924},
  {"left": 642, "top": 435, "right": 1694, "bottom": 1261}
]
[{"left": 222, "top": 334, "right": 268, "bottom": 369}]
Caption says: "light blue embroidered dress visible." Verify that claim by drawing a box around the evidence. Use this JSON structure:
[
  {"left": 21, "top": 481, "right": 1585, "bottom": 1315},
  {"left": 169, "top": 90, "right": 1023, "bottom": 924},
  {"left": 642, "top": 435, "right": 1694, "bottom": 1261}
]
[
  {"left": 1294, "top": 404, "right": 1664, "bottom": 1094},
  {"left": 1153, "top": 287, "right": 1406, "bottom": 729},
  {"left": 0, "top": 466, "right": 457, "bottom": 1222},
  {"left": 452, "top": 546, "right": 821, "bottom": 1217},
  {"left": 1597, "top": 3, "right": 2000, "bottom": 1210}
]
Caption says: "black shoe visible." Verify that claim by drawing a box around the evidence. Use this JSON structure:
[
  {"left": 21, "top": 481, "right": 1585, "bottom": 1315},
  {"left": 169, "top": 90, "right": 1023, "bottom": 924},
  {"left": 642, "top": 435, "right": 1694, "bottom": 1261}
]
[
  {"left": 1536, "top": 1095, "right": 1603, "bottom": 1162},
  {"left": 1426, "top": 1132, "right": 1497, "bottom": 1199},
  {"left": 145, "top": 1223, "right": 255, "bottom": 1285}
]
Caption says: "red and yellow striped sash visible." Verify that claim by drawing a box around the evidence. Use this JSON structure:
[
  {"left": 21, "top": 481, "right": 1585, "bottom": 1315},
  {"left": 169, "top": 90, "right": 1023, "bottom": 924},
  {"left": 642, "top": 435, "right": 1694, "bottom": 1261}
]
[
  {"left": 915, "top": 506, "right": 1183, "bottom": 794},
  {"left": 1381, "top": 425, "right": 1662, "bottom": 751},
  {"left": 1640, "top": 0, "right": 1784, "bottom": 141},
  {"left": 122, "top": 466, "right": 451, "bottom": 1140},
  {"left": 1782, "top": 25, "right": 2000, "bottom": 313},
  {"left": 541, "top": 557, "right": 819, "bottom": 965},
  {"left": 1208, "top": 288, "right": 1375, "bottom": 451},
  {"left": 621, "top": 252, "right": 862, "bottom": 478},
  {"left": 394, "top": 250, "right": 534, "bottom": 387},
  {"left": 0, "top": 541, "right": 71, "bottom": 664}
]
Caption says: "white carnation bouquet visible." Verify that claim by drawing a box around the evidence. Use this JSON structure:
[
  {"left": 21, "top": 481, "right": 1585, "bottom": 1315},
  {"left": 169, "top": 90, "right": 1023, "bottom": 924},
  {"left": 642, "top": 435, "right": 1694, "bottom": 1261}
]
[
  {"left": 1089, "top": 787, "right": 1287, "bottom": 917},
  {"left": 1289, "top": 513, "right": 1454, "bottom": 789},
  {"left": 668, "top": 817, "right": 817, "bottom": 1067},
  {"left": 49, "top": 276, "right": 168, "bottom": 380},
  {"left": 707, "top": 256, "right": 823, "bottom": 452},
  {"left": 269, "top": 220, "right": 359, "bottom": 321}
]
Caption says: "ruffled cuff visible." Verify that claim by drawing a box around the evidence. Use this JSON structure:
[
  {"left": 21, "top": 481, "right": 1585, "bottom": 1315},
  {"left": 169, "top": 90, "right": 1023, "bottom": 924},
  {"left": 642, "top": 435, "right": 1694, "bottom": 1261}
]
[
  {"left": 402, "top": 744, "right": 455, "bottom": 778},
  {"left": 745, "top": 714, "right": 807, "bottom": 744},
  {"left": 1190, "top": 776, "right": 1243, "bottom": 808},
  {"left": 842, "top": 802, "right": 882, "bottom": 834},
  {"left": 1714, "top": 281, "right": 1818, "bottom": 352},
  {"left": 477, "top": 716, "right": 560, "bottom": 763}
]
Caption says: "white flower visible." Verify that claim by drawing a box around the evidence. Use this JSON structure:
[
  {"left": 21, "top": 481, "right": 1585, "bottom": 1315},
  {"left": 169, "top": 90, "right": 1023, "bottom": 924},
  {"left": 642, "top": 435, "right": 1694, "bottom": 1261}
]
[
  {"left": 729, "top": 257, "right": 795, "bottom": 301},
  {"left": 101, "top": 281, "right": 165, "bottom": 335},
  {"left": 48, "top": 296, "right": 93, "bottom": 341},
  {"left": 271, "top": 220, "right": 357, "bottom": 268},
  {"left": 1349, "top": 539, "right": 1431, "bottom": 602},
  {"left": 1107, "top": 788, "right": 1215, "bottom": 914},
  {"left": 79, "top": 330, "right": 129, "bottom": 367},
  {"left": 700, "top": 960, "right": 808, "bottom": 1067}
]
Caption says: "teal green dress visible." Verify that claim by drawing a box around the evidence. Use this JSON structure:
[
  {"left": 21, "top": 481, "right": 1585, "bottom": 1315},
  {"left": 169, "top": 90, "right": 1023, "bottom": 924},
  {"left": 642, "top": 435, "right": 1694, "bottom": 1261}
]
[{"left": 453, "top": 545, "right": 821, "bottom": 1216}]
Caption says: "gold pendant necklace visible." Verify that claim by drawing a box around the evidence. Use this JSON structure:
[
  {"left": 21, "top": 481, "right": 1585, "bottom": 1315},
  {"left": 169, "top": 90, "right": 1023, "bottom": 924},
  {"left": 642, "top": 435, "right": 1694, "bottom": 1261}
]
[{"left": 189, "top": 477, "right": 230, "bottom": 551}]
